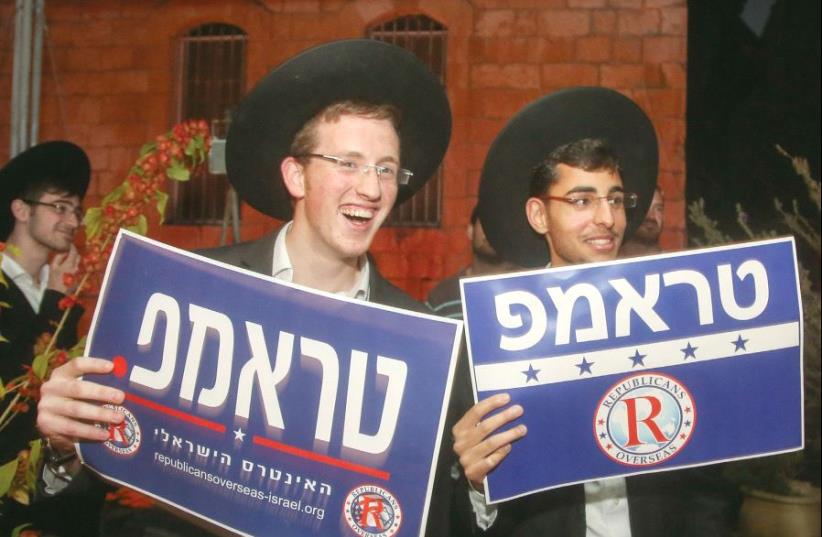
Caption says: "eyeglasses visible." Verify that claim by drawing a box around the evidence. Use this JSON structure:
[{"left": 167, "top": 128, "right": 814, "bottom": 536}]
[
  {"left": 23, "top": 199, "right": 84, "bottom": 220},
  {"left": 296, "top": 154, "right": 413, "bottom": 186},
  {"left": 542, "top": 192, "right": 639, "bottom": 211}
]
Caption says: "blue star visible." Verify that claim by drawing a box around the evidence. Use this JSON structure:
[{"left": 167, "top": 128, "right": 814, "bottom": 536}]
[
  {"left": 628, "top": 350, "right": 647, "bottom": 367},
  {"left": 681, "top": 342, "right": 698, "bottom": 360},
  {"left": 599, "top": 432, "right": 607, "bottom": 439},
  {"left": 732, "top": 334, "right": 748, "bottom": 352},
  {"left": 576, "top": 357, "right": 594, "bottom": 375},
  {"left": 522, "top": 363, "right": 541, "bottom": 382}
]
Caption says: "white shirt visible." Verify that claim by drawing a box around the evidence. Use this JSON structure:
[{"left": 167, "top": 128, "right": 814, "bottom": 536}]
[
  {"left": 469, "top": 478, "right": 631, "bottom": 536},
  {"left": 1, "top": 252, "right": 49, "bottom": 311},
  {"left": 272, "top": 221, "right": 370, "bottom": 300},
  {"left": 467, "top": 260, "right": 632, "bottom": 536}
]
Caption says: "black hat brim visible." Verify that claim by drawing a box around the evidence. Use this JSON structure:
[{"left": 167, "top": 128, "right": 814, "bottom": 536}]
[
  {"left": 477, "top": 87, "right": 658, "bottom": 268},
  {"left": 226, "top": 39, "right": 451, "bottom": 220},
  {"left": 1, "top": 141, "right": 90, "bottom": 239}
]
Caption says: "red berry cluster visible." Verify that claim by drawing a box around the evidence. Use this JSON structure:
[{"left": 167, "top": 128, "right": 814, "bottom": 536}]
[{"left": 78, "top": 119, "right": 210, "bottom": 283}]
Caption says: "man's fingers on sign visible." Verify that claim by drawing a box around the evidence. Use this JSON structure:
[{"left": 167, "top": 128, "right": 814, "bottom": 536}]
[
  {"left": 452, "top": 393, "right": 527, "bottom": 486},
  {"left": 37, "top": 357, "right": 126, "bottom": 445}
]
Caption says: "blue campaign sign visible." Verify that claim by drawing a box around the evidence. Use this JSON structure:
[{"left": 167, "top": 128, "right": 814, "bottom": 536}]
[
  {"left": 78, "top": 231, "right": 462, "bottom": 537},
  {"left": 461, "top": 238, "right": 803, "bottom": 503}
]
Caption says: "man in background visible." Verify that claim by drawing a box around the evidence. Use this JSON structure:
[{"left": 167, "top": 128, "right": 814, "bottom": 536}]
[
  {"left": 426, "top": 205, "right": 518, "bottom": 319},
  {"left": 620, "top": 185, "right": 664, "bottom": 257},
  {"left": 0, "top": 140, "right": 91, "bottom": 536}
]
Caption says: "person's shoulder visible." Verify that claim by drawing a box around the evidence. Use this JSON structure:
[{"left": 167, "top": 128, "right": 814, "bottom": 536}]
[
  {"left": 195, "top": 231, "right": 278, "bottom": 271},
  {"left": 425, "top": 272, "right": 465, "bottom": 319},
  {"left": 369, "top": 268, "right": 431, "bottom": 315}
]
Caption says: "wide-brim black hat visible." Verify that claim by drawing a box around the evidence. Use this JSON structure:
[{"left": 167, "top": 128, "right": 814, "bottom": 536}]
[
  {"left": 226, "top": 39, "right": 451, "bottom": 220},
  {"left": 477, "top": 87, "right": 658, "bottom": 268},
  {"left": 0, "top": 141, "right": 90, "bottom": 239}
]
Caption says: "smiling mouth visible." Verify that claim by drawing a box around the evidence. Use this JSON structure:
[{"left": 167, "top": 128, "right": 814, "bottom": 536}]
[
  {"left": 585, "top": 236, "right": 616, "bottom": 249},
  {"left": 340, "top": 207, "right": 375, "bottom": 224}
]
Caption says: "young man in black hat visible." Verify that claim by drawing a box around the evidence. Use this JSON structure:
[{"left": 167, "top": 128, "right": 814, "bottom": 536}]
[
  {"left": 35, "top": 40, "right": 453, "bottom": 535},
  {"left": 0, "top": 141, "right": 94, "bottom": 534},
  {"left": 448, "top": 88, "right": 736, "bottom": 536}
]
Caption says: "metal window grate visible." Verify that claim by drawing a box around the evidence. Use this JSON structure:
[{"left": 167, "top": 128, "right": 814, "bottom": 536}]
[
  {"left": 369, "top": 15, "right": 447, "bottom": 227},
  {"left": 171, "top": 23, "right": 246, "bottom": 225}
]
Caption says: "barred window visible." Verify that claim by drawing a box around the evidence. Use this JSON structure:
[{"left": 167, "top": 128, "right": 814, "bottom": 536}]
[
  {"left": 369, "top": 15, "right": 447, "bottom": 227},
  {"left": 171, "top": 23, "right": 247, "bottom": 224}
]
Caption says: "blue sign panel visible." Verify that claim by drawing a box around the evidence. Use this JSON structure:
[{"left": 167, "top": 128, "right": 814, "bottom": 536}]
[
  {"left": 79, "top": 231, "right": 462, "bottom": 536},
  {"left": 461, "top": 238, "right": 803, "bottom": 503}
]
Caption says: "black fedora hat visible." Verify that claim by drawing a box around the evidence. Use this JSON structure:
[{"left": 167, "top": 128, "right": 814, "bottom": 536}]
[
  {"left": 477, "top": 87, "right": 658, "bottom": 268},
  {"left": 226, "top": 39, "right": 451, "bottom": 220},
  {"left": 0, "top": 141, "right": 90, "bottom": 240}
]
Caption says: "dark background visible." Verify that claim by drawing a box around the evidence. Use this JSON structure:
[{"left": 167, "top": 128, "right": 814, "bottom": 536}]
[{"left": 687, "top": 0, "right": 820, "bottom": 235}]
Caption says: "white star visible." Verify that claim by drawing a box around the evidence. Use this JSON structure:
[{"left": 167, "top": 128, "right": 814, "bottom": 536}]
[{"left": 233, "top": 427, "right": 246, "bottom": 442}]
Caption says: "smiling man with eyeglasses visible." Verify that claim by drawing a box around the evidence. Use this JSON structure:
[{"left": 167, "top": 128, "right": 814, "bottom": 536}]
[
  {"left": 525, "top": 137, "right": 638, "bottom": 267},
  {"left": 0, "top": 140, "right": 93, "bottom": 534},
  {"left": 448, "top": 88, "right": 737, "bottom": 537}
]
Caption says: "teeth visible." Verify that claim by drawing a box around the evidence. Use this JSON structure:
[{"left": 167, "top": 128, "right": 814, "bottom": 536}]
[
  {"left": 587, "top": 238, "right": 614, "bottom": 246},
  {"left": 340, "top": 207, "right": 374, "bottom": 220}
]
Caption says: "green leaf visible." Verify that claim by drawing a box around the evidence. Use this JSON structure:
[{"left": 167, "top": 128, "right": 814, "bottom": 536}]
[
  {"left": 126, "top": 215, "right": 148, "bottom": 236},
  {"left": 84, "top": 207, "right": 102, "bottom": 239},
  {"left": 192, "top": 135, "right": 207, "bottom": 163},
  {"left": 32, "top": 351, "right": 49, "bottom": 380},
  {"left": 12, "top": 523, "right": 33, "bottom": 537},
  {"left": 25, "top": 440, "right": 42, "bottom": 493},
  {"left": 185, "top": 138, "right": 197, "bottom": 157},
  {"left": 101, "top": 184, "right": 126, "bottom": 207},
  {"left": 166, "top": 163, "right": 190, "bottom": 182},
  {"left": 0, "top": 458, "right": 18, "bottom": 497},
  {"left": 0, "top": 301, "right": 10, "bottom": 308},
  {"left": 0, "top": 379, "right": 5, "bottom": 398},
  {"left": 69, "top": 337, "right": 87, "bottom": 359},
  {"left": 155, "top": 191, "right": 169, "bottom": 224},
  {"left": 139, "top": 141, "right": 157, "bottom": 157}
]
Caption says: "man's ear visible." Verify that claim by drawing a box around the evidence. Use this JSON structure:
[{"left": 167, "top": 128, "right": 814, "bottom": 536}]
[
  {"left": 10, "top": 198, "right": 31, "bottom": 223},
  {"left": 525, "top": 197, "right": 549, "bottom": 234},
  {"left": 281, "top": 157, "right": 305, "bottom": 199}
]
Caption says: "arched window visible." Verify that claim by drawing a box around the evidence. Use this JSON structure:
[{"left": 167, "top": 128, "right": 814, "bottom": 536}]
[
  {"left": 172, "top": 23, "right": 247, "bottom": 225},
  {"left": 369, "top": 15, "right": 447, "bottom": 227}
]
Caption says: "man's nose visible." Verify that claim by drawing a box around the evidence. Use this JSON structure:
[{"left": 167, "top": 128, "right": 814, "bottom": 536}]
[
  {"left": 355, "top": 166, "right": 382, "bottom": 200},
  {"left": 593, "top": 198, "right": 616, "bottom": 227}
]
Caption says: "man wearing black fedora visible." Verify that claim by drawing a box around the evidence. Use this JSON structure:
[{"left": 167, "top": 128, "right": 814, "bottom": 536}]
[
  {"left": 0, "top": 141, "right": 98, "bottom": 534},
  {"left": 448, "top": 88, "right": 736, "bottom": 536},
  {"left": 35, "top": 39, "right": 454, "bottom": 535}
]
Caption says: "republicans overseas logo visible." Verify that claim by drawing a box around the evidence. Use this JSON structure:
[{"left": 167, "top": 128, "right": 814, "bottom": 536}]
[
  {"left": 594, "top": 372, "right": 696, "bottom": 467},
  {"left": 343, "top": 484, "right": 402, "bottom": 537},
  {"left": 98, "top": 404, "right": 142, "bottom": 456}
]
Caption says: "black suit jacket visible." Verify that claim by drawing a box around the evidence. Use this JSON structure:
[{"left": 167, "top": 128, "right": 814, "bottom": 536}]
[
  {"left": 456, "top": 467, "right": 739, "bottom": 537},
  {"left": 200, "top": 228, "right": 427, "bottom": 315},
  {"left": 0, "top": 272, "right": 91, "bottom": 536},
  {"left": 0, "top": 274, "right": 83, "bottom": 463}
]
